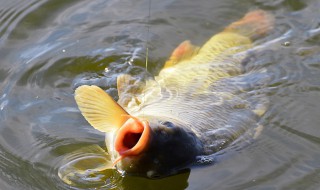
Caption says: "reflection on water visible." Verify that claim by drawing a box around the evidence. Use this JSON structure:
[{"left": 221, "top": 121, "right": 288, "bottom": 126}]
[
  {"left": 57, "top": 145, "right": 113, "bottom": 186},
  {"left": 0, "top": 0, "right": 320, "bottom": 189}
]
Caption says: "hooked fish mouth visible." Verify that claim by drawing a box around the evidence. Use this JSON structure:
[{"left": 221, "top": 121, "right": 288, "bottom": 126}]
[{"left": 114, "top": 116, "right": 151, "bottom": 164}]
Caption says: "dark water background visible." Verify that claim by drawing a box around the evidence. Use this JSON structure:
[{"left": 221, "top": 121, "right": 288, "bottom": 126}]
[{"left": 0, "top": 0, "right": 320, "bottom": 189}]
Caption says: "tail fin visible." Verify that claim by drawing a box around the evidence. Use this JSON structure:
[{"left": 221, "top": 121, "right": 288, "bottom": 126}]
[
  {"left": 224, "top": 10, "right": 274, "bottom": 40},
  {"left": 161, "top": 10, "right": 274, "bottom": 68}
]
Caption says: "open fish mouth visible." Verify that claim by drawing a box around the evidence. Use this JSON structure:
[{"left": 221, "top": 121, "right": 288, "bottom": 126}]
[{"left": 113, "top": 116, "right": 151, "bottom": 165}]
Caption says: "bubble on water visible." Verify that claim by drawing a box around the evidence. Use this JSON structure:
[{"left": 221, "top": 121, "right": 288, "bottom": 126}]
[
  {"left": 282, "top": 41, "right": 291, "bottom": 47},
  {"left": 195, "top": 155, "right": 215, "bottom": 165}
]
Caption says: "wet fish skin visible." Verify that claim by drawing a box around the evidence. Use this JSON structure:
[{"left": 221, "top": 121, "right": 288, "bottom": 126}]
[
  {"left": 117, "top": 118, "right": 203, "bottom": 178},
  {"left": 74, "top": 10, "right": 273, "bottom": 178}
]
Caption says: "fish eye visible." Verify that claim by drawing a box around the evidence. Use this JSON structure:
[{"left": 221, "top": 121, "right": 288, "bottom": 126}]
[{"left": 161, "top": 121, "right": 175, "bottom": 128}]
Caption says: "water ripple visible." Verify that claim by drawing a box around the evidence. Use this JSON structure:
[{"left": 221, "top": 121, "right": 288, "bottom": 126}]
[
  {"left": 0, "top": 0, "right": 46, "bottom": 45},
  {"left": 0, "top": 0, "right": 319, "bottom": 189}
]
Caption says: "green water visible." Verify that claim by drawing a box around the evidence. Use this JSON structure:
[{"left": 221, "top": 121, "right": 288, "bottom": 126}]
[{"left": 0, "top": 0, "right": 320, "bottom": 189}]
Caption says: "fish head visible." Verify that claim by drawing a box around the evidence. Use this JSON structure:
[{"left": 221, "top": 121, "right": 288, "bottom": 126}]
[
  {"left": 114, "top": 117, "right": 203, "bottom": 178},
  {"left": 74, "top": 85, "right": 202, "bottom": 178}
]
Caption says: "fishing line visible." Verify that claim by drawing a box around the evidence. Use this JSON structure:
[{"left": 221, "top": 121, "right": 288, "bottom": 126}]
[
  {"left": 142, "top": 0, "right": 151, "bottom": 117},
  {"left": 145, "top": 0, "right": 152, "bottom": 72}
]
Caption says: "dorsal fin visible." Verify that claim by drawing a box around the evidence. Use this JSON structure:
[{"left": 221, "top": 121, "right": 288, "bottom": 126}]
[
  {"left": 75, "top": 85, "right": 128, "bottom": 132},
  {"left": 163, "top": 40, "right": 200, "bottom": 68}
]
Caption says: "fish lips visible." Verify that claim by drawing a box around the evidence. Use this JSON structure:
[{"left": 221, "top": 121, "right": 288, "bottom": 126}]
[{"left": 114, "top": 119, "right": 203, "bottom": 178}]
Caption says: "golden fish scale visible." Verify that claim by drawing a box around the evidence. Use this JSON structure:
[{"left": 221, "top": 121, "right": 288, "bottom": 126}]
[
  {"left": 117, "top": 10, "right": 272, "bottom": 153},
  {"left": 119, "top": 33, "right": 266, "bottom": 154}
]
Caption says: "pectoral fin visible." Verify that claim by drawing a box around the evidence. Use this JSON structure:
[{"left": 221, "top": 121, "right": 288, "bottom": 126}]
[
  {"left": 58, "top": 145, "right": 114, "bottom": 185},
  {"left": 75, "top": 85, "right": 128, "bottom": 132},
  {"left": 164, "top": 40, "right": 200, "bottom": 68}
]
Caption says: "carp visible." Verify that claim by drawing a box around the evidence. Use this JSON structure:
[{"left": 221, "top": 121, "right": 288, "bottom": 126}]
[{"left": 74, "top": 10, "right": 273, "bottom": 178}]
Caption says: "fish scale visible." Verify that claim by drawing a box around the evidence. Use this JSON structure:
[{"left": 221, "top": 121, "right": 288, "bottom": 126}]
[{"left": 74, "top": 10, "right": 273, "bottom": 177}]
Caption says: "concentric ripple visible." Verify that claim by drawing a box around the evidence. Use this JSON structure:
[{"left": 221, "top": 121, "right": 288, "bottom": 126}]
[{"left": 0, "top": 0, "right": 319, "bottom": 189}]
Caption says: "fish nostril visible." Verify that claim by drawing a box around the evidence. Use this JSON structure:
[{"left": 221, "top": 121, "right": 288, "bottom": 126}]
[{"left": 161, "top": 121, "right": 175, "bottom": 128}]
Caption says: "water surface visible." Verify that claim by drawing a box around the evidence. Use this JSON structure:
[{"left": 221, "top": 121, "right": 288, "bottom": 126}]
[{"left": 0, "top": 0, "right": 320, "bottom": 189}]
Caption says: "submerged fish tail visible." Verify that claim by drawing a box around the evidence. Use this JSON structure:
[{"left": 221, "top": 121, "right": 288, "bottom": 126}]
[
  {"left": 162, "top": 10, "right": 274, "bottom": 68},
  {"left": 193, "top": 10, "right": 274, "bottom": 64},
  {"left": 223, "top": 10, "right": 274, "bottom": 40}
]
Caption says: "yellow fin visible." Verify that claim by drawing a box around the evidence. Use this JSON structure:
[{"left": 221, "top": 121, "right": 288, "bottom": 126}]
[
  {"left": 164, "top": 40, "right": 200, "bottom": 68},
  {"left": 58, "top": 145, "right": 114, "bottom": 185},
  {"left": 223, "top": 10, "right": 274, "bottom": 40},
  {"left": 75, "top": 85, "right": 128, "bottom": 132}
]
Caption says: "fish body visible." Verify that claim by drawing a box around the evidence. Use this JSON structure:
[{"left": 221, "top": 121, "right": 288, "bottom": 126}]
[{"left": 75, "top": 10, "right": 273, "bottom": 178}]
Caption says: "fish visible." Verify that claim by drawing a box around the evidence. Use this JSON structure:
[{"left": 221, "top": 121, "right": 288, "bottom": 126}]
[{"left": 74, "top": 10, "right": 274, "bottom": 178}]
